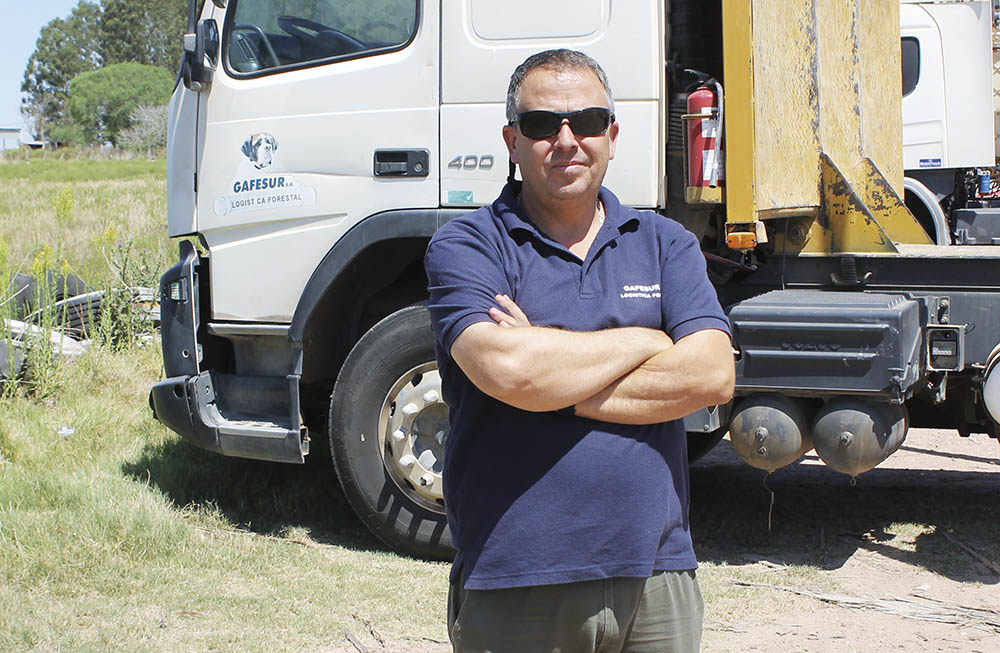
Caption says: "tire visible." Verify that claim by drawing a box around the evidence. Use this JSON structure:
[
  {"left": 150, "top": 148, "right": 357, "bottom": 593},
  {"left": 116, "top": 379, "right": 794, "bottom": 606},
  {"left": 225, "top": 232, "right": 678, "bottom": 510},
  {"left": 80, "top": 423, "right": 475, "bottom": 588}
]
[{"left": 330, "top": 304, "right": 454, "bottom": 560}]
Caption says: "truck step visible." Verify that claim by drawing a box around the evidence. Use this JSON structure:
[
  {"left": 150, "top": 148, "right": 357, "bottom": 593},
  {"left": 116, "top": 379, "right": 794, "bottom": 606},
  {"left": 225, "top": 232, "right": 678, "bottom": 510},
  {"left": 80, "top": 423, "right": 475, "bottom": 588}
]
[{"left": 217, "top": 417, "right": 294, "bottom": 439}]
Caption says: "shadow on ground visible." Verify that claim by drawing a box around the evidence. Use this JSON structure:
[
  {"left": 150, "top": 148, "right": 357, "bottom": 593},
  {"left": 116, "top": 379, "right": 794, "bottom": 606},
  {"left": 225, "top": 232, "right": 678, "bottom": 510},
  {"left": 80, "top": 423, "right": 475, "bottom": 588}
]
[
  {"left": 122, "top": 434, "right": 385, "bottom": 554},
  {"left": 124, "top": 428, "right": 1000, "bottom": 580},
  {"left": 690, "top": 442, "right": 1000, "bottom": 584}
]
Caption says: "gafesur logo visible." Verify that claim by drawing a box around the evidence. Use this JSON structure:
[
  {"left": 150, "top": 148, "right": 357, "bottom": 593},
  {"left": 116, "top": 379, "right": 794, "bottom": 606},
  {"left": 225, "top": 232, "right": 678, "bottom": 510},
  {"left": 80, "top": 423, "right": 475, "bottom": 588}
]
[
  {"left": 241, "top": 132, "right": 277, "bottom": 169},
  {"left": 214, "top": 132, "right": 317, "bottom": 216},
  {"left": 620, "top": 283, "right": 661, "bottom": 299}
]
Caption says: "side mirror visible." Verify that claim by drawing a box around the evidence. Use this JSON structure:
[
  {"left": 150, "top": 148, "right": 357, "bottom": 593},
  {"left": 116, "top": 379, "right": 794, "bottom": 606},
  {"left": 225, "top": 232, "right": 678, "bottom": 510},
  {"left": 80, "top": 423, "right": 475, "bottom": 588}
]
[{"left": 182, "top": 19, "right": 219, "bottom": 92}]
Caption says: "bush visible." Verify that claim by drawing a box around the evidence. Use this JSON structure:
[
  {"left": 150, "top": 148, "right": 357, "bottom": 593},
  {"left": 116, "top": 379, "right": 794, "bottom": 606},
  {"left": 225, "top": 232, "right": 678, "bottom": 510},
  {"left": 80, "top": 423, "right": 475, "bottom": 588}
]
[{"left": 118, "top": 104, "right": 168, "bottom": 157}]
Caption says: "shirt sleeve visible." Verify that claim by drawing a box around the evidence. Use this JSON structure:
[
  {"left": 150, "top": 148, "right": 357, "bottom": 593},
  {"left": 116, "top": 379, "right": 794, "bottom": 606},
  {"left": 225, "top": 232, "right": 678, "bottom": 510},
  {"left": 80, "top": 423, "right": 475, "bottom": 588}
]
[
  {"left": 424, "top": 221, "right": 513, "bottom": 356},
  {"left": 659, "top": 226, "right": 732, "bottom": 342}
]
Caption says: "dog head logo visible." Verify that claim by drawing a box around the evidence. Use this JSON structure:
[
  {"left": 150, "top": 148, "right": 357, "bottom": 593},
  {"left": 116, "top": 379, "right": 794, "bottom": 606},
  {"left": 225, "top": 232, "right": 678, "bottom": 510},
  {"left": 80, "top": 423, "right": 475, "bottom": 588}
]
[{"left": 241, "top": 132, "right": 278, "bottom": 169}]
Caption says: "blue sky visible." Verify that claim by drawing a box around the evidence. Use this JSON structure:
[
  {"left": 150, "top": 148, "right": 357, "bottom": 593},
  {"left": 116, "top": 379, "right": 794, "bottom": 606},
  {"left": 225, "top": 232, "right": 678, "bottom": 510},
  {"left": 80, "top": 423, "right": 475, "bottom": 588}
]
[{"left": 1, "top": 0, "right": 85, "bottom": 139}]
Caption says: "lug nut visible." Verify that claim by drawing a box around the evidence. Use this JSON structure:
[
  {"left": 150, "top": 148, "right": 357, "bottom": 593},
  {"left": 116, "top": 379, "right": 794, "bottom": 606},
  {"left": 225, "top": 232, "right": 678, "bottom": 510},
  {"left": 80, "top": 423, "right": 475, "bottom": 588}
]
[
  {"left": 402, "top": 403, "right": 419, "bottom": 416},
  {"left": 399, "top": 455, "right": 416, "bottom": 468},
  {"left": 391, "top": 429, "right": 406, "bottom": 442},
  {"left": 419, "top": 473, "right": 434, "bottom": 487},
  {"left": 423, "top": 390, "right": 440, "bottom": 403}
]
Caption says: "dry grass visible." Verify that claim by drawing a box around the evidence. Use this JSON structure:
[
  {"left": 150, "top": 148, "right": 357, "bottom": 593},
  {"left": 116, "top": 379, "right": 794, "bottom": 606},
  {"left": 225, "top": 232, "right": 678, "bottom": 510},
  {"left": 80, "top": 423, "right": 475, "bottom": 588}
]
[{"left": 0, "top": 170, "right": 172, "bottom": 288}]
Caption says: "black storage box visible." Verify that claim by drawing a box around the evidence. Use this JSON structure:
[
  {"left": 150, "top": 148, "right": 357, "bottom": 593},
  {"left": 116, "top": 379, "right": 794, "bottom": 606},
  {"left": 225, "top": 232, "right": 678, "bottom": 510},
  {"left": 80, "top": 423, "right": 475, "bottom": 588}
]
[{"left": 728, "top": 290, "right": 924, "bottom": 402}]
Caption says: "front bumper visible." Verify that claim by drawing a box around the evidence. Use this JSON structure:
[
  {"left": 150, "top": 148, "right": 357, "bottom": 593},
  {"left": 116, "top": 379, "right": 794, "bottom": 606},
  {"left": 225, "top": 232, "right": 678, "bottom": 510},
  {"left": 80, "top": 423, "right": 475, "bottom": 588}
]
[
  {"left": 150, "top": 371, "right": 308, "bottom": 463},
  {"left": 152, "top": 240, "right": 307, "bottom": 463}
]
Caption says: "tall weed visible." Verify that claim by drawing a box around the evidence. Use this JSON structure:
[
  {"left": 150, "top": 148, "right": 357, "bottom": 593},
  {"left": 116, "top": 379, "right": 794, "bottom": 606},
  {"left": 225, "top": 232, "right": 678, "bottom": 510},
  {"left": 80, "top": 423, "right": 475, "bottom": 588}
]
[{"left": 94, "top": 228, "right": 160, "bottom": 351}]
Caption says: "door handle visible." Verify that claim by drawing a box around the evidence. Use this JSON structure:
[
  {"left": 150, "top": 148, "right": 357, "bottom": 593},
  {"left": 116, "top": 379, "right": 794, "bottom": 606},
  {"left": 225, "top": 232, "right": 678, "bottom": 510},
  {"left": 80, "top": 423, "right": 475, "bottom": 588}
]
[{"left": 374, "top": 149, "right": 429, "bottom": 177}]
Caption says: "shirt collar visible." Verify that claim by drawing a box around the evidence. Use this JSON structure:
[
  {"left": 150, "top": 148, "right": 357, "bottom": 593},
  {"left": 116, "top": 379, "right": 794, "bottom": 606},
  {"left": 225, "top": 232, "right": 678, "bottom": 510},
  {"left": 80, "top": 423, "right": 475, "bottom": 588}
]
[{"left": 494, "top": 183, "right": 638, "bottom": 239}]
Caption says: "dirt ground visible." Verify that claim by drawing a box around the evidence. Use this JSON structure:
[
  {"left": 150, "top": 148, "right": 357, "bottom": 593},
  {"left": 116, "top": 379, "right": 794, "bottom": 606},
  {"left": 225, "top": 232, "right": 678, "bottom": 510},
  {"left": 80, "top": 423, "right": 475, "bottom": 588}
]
[
  {"left": 692, "top": 428, "right": 1000, "bottom": 652},
  {"left": 328, "top": 428, "right": 1000, "bottom": 653}
]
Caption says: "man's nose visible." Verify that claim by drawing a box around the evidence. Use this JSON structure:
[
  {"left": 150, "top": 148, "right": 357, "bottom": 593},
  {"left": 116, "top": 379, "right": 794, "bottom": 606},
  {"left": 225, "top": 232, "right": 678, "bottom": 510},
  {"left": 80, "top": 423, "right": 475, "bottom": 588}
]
[{"left": 553, "top": 120, "right": 577, "bottom": 148}]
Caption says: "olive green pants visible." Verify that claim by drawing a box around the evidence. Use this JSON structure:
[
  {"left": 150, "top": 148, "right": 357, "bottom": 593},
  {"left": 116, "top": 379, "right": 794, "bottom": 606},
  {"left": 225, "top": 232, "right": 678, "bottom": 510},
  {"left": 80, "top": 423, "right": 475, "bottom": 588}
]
[{"left": 447, "top": 570, "right": 703, "bottom": 653}]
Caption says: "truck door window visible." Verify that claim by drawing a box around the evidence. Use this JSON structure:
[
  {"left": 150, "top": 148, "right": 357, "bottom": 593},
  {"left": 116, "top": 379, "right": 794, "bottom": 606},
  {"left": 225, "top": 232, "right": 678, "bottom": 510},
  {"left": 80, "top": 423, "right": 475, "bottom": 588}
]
[
  {"left": 226, "top": 0, "right": 418, "bottom": 75},
  {"left": 901, "top": 37, "right": 919, "bottom": 97}
]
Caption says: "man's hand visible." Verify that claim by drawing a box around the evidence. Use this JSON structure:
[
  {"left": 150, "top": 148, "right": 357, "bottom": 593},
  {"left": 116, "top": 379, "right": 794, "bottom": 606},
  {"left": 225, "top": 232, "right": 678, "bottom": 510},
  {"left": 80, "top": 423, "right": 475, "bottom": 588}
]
[{"left": 489, "top": 294, "right": 532, "bottom": 328}]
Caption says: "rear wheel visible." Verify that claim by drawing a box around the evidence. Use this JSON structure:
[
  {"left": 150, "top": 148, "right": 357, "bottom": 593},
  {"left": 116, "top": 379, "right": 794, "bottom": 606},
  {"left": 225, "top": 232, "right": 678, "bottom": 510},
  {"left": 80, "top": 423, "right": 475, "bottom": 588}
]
[{"left": 330, "top": 304, "right": 454, "bottom": 560}]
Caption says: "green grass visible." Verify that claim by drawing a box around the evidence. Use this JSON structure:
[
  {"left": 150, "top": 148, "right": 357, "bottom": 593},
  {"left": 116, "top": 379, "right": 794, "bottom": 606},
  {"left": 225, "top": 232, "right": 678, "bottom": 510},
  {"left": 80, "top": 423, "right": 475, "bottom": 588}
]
[
  {"left": 0, "top": 153, "right": 166, "bottom": 183},
  {"left": 0, "top": 344, "right": 450, "bottom": 651}
]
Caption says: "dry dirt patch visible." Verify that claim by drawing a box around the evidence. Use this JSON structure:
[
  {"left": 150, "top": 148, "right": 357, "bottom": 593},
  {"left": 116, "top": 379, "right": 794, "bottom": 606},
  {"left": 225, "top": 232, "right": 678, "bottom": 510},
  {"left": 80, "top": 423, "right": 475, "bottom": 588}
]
[
  {"left": 313, "top": 429, "right": 1000, "bottom": 652},
  {"left": 691, "top": 428, "right": 1000, "bottom": 652}
]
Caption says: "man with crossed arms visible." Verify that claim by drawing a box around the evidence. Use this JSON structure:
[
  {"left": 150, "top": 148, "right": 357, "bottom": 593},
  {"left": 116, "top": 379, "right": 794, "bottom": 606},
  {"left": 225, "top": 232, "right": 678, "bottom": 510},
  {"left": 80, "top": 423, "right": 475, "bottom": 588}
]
[{"left": 425, "top": 48, "right": 735, "bottom": 652}]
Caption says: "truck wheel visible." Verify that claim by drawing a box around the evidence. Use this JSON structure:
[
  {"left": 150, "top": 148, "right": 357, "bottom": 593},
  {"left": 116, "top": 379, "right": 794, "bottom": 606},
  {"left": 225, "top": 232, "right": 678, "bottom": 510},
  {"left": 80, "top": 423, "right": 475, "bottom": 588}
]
[{"left": 329, "top": 304, "right": 454, "bottom": 560}]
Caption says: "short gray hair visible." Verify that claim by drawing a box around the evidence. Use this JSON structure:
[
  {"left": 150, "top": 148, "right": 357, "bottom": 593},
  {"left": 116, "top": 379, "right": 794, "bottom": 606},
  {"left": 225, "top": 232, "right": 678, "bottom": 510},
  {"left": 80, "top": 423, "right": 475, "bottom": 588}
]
[{"left": 505, "top": 49, "right": 615, "bottom": 122}]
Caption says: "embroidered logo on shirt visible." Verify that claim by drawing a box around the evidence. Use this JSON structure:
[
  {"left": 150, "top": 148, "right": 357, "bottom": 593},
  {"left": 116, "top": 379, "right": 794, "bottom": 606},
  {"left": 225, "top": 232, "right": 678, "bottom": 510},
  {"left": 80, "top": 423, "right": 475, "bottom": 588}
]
[{"left": 621, "top": 284, "right": 661, "bottom": 299}]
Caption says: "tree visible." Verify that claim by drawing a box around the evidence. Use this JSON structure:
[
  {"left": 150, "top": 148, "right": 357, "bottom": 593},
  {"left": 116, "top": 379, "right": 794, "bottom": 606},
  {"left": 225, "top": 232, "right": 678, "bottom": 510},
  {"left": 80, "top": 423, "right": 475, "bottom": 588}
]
[
  {"left": 118, "top": 104, "right": 170, "bottom": 156},
  {"left": 99, "top": 0, "right": 188, "bottom": 71},
  {"left": 66, "top": 63, "right": 174, "bottom": 146},
  {"left": 20, "top": 2, "right": 103, "bottom": 141}
]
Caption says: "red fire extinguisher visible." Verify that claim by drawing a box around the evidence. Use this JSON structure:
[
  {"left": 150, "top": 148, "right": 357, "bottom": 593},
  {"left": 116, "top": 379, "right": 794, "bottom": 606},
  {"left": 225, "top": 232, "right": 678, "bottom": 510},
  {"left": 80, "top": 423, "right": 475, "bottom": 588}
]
[{"left": 686, "top": 83, "right": 724, "bottom": 189}]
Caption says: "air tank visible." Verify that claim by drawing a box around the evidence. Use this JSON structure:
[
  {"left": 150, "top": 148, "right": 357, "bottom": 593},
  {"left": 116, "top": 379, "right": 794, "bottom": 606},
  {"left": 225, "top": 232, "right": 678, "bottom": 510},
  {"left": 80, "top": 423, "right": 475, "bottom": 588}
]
[
  {"left": 983, "top": 343, "right": 1000, "bottom": 424},
  {"left": 811, "top": 399, "right": 908, "bottom": 477},
  {"left": 728, "top": 395, "right": 814, "bottom": 472}
]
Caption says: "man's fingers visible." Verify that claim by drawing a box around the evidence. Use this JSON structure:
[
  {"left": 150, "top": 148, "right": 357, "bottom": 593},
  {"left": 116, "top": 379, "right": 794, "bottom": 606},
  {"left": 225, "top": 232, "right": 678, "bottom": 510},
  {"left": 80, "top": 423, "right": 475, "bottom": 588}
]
[
  {"left": 495, "top": 294, "right": 531, "bottom": 325},
  {"left": 489, "top": 306, "right": 515, "bottom": 327}
]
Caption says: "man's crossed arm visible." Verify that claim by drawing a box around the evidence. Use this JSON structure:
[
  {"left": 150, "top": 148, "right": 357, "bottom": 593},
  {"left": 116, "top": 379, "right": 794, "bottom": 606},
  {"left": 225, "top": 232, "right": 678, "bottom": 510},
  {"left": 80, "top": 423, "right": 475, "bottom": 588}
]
[{"left": 450, "top": 294, "right": 735, "bottom": 425}]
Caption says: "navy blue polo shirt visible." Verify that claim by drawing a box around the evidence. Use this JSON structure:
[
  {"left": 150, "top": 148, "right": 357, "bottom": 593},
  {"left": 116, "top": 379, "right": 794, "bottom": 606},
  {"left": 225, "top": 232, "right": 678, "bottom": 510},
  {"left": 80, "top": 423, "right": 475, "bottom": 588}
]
[{"left": 424, "top": 183, "right": 730, "bottom": 590}]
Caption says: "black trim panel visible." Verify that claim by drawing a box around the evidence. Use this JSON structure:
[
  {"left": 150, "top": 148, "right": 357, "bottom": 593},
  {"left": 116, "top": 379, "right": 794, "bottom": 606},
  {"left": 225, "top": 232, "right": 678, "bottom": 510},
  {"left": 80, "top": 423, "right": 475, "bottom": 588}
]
[{"left": 289, "top": 208, "right": 469, "bottom": 342}]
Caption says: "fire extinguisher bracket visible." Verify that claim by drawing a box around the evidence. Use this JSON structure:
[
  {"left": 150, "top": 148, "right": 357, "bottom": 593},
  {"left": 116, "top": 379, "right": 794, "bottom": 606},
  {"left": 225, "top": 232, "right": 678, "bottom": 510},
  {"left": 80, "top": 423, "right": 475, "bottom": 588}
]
[
  {"left": 681, "top": 110, "right": 724, "bottom": 204},
  {"left": 685, "top": 185, "right": 725, "bottom": 204}
]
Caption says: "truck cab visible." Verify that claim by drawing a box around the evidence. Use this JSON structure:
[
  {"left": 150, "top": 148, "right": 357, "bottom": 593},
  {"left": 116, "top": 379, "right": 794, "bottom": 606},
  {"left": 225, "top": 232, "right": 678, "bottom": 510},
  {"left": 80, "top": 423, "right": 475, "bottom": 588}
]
[{"left": 900, "top": 0, "right": 997, "bottom": 245}]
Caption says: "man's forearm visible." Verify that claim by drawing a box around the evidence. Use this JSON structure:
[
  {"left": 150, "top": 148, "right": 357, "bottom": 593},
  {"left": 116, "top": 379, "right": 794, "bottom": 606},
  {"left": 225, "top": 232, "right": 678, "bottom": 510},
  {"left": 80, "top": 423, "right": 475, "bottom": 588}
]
[
  {"left": 451, "top": 321, "right": 671, "bottom": 412},
  {"left": 574, "top": 329, "right": 735, "bottom": 425}
]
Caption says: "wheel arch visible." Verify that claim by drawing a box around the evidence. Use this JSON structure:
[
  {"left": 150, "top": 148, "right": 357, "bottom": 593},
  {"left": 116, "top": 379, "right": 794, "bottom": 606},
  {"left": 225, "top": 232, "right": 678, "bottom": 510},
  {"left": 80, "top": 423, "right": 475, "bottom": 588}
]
[
  {"left": 291, "top": 208, "right": 468, "bottom": 386},
  {"left": 903, "top": 175, "right": 951, "bottom": 245}
]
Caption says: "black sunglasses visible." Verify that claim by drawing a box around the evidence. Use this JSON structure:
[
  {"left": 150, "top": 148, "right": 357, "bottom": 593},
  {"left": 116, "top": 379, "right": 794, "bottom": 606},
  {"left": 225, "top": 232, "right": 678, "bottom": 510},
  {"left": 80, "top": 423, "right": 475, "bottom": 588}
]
[{"left": 509, "top": 107, "right": 614, "bottom": 140}]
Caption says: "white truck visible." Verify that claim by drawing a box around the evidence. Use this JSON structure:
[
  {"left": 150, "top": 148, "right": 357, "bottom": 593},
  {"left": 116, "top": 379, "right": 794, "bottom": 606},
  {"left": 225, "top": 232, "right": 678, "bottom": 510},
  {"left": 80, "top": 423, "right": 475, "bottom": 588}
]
[
  {"left": 900, "top": 0, "right": 997, "bottom": 245},
  {"left": 153, "top": 0, "right": 1000, "bottom": 560}
]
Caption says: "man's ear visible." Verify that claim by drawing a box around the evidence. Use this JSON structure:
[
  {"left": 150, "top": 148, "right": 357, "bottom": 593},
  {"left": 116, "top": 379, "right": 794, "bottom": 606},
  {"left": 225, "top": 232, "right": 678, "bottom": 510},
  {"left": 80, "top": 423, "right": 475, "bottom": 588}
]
[
  {"left": 607, "top": 120, "right": 619, "bottom": 161},
  {"left": 502, "top": 124, "right": 519, "bottom": 164}
]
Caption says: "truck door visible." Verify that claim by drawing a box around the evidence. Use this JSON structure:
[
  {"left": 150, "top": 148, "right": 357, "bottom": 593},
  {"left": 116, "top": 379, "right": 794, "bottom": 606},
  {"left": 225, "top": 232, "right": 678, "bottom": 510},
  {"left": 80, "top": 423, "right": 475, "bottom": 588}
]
[
  {"left": 196, "top": 0, "right": 437, "bottom": 322},
  {"left": 900, "top": 1, "right": 994, "bottom": 172},
  {"left": 439, "top": 0, "right": 664, "bottom": 209}
]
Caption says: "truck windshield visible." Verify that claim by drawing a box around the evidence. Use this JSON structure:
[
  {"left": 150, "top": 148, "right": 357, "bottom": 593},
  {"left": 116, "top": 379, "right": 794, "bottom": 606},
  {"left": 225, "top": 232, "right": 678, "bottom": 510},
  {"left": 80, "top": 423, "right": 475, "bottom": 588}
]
[{"left": 226, "top": 0, "right": 418, "bottom": 74}]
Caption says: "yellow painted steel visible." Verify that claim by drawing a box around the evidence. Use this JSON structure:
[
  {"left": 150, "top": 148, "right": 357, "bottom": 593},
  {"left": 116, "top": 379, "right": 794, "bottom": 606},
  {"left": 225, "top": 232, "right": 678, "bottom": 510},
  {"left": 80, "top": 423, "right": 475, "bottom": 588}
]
[
  {"left": 862, "top": 158, "right": 933, "bottom": 245},
  {"left": 821, "top": 154, "right": 897, "bottom": 253},
  {"left": 858, "top": 0, "right": 904, "bottom": 192},
  {"left": 750, "top": 0, "right": 821, "bottom": 213},
  {"left": 720, "top": 0, "right": 928, "bottom": 252},
  {"left": 720, "top": 0, "right": 757, "bottom": 230},
  {"left": 685, "top": 186, "right": 724, "bottom": 204}
]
